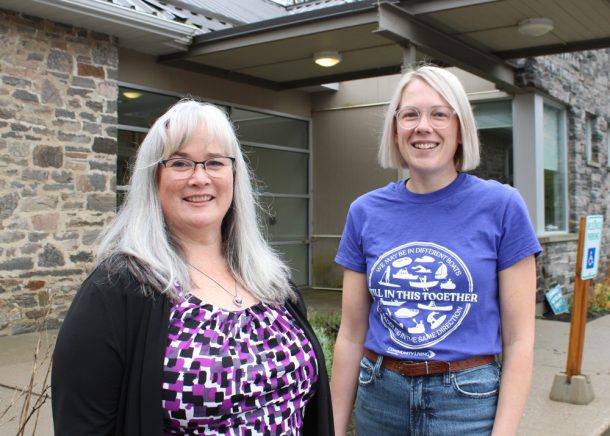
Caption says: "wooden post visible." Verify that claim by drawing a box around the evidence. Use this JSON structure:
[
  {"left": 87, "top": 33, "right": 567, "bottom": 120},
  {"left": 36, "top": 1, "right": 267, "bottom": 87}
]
[
  {"left": 549, "top": 215, "right": 596, "bottom": 404},
  {"left": 565, "top": 216, "right": 591, "bottom": 383}
]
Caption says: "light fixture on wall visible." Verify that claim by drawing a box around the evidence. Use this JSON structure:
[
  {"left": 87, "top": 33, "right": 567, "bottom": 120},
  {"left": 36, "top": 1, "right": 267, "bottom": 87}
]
[
  {"left": 313, "top": 51, "right": 342, "bottom": 67},
  {"left": 518, "top": 17, "right": 554, "bottom": 37},
  {"left": 122, "top": 90, "right": 142, "bottom": 99}
]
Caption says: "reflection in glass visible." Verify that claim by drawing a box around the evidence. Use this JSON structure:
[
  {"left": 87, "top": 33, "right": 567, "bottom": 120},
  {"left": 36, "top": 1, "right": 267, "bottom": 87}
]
[
  {"left": 470, "top": 100, "right": 513, "bottom": 185},
  {"left": 273, "top": 243, "right": 308, "bottom": 286},
  {"left": 243, "top": 145, "right": 308, "bottom": 195},
  {"left": 117, "top": 130, "right": 146, "bottom": 187},
  {"left": 232, "top": 108, "right": 308, "bottom": 149},
  {"left": 118, "top": 87, "right": 179, "bottom": 128},
  {"left": 543, "top": 104, "right": 567, "bottom": 232},
  {"left": 259, "top": 196, "right": 308, "bottom": 242}
]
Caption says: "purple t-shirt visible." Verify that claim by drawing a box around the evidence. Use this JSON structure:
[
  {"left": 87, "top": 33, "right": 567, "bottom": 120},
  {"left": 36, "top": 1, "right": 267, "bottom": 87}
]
[{"left": 335, "top": 173, "right": 542, "bottom": 361}]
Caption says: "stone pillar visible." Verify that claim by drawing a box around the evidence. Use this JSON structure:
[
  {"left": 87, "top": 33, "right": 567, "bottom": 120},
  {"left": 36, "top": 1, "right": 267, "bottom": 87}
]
[
  {"left": 516, "top": 49, "right": 610, "bottom": 304},
  {"left": 0, "top": 9, "right": 118, "bottom": 335}
]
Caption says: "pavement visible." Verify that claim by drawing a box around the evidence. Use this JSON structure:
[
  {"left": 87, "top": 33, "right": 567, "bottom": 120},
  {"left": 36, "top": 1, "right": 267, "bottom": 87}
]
[{"left": 0, "top": 290, "right": 609, "bottom": 435}]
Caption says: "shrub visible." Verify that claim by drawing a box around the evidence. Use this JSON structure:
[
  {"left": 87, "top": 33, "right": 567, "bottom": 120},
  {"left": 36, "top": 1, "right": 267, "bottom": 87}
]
[
  {"left": 308, "top": 311, "right": 341, "bottom": 377},
  {"left": 591, "top": 277, "right": 610, "bottom": 313}
]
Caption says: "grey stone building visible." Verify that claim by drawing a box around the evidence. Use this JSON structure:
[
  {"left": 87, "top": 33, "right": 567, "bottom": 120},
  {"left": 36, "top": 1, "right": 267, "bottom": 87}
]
[
  {"left": 0, "top": 0, "right": 609, "bottom": 335},
  {"left": 515, "top": 50, "right": 610, "bottom": 304},
  {"left": 1, "top": 10, "right": 120, "bottom": 334}
]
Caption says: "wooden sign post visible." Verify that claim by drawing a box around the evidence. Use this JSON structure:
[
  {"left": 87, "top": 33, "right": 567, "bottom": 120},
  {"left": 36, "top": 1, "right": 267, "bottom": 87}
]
[
  {"left": 549, "top": 215, "right": 601, "bottom": 405},
  {"left": 565, "top": 217, "right": 590, "bottom": 382}
]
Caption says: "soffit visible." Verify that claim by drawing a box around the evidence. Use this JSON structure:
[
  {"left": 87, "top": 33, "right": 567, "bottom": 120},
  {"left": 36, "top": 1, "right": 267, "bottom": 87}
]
[
  {"left": 3, "top": 0, "right": 609, "bottom": 91},
  {"left": 159, "top": 0, "right": 610, "bottom": 91}
]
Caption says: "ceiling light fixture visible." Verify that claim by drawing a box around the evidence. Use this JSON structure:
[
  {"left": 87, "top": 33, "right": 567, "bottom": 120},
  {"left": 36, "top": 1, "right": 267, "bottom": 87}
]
[
  {"left": 313, "top": 51, "right": 342, "bottom": 67},
  {"left": 517, "top": 17, "right": 554, "bottom": 37},
  {"left": 122, "top": 90, "right": 142, "bottom": 99}
]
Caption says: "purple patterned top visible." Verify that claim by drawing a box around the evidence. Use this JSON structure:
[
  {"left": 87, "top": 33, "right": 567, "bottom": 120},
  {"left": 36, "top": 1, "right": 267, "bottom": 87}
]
[{"left": 162, "top": 294, "right": 318, "bottom": 435}]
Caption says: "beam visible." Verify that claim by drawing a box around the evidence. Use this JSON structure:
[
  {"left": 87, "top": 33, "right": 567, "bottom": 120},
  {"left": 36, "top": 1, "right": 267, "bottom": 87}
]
[
  {"left": 496, "top": 37, "right": 610, "bottom": 60},
  {"left": 376, "top": 2, "right": 519, "bottom": 93}
]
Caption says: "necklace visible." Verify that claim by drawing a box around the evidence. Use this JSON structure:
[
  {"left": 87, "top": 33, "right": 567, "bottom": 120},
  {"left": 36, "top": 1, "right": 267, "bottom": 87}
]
[{"left": 188, "top": 263, "right": 243, "bottom": 307}]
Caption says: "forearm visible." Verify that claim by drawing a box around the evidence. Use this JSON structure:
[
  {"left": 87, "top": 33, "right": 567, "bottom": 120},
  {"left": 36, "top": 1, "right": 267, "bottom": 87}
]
[
  {"left": 330, "top": 334, "right": 364, "bottom": 435},
  {"left": 491, "top": 339, "right": 534, "bottom": 435}
]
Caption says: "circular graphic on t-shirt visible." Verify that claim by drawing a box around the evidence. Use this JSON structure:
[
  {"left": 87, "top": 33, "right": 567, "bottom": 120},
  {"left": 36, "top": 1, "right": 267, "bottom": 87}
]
[{"left": 368, "top": 242, "right": 474, "bottom": 350}]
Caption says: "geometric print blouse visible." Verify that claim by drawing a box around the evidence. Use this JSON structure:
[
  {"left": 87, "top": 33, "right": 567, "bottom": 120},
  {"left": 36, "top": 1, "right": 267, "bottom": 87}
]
[{"left": 162, "top": 294, "right": 318, "bottom": 435}]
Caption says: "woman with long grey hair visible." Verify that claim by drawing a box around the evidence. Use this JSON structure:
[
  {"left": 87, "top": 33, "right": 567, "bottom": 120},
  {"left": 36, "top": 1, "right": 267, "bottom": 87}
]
[{"left": 52, "top": 99, "right": 333, "bottom": 435}]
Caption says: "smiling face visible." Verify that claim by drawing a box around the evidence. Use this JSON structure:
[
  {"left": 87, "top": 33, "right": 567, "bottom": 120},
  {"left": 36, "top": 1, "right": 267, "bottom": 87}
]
[
  {"left": 158, "top": 123, "right": 234, "bottom": 243},
  {"left": 394, "top": 78, "right": 461, "bottom": 190}
]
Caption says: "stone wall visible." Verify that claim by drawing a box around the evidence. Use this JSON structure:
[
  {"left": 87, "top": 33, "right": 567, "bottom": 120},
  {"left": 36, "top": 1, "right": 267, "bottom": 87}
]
[
  {"left": 517, "top": 49, "right": 610, "bottom": 304},
  {"left": 0, "top": 9, "right": 118, "bottom": 335}
]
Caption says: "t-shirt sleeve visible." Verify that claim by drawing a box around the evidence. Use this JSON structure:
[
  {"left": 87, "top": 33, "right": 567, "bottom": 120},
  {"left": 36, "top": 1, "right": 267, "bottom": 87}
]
[
  {"left": 497, "top": 189, "right": 543, "bottom": 271},
  {"left": 335, "top": 203, "right": 367, "bottom": 273}
]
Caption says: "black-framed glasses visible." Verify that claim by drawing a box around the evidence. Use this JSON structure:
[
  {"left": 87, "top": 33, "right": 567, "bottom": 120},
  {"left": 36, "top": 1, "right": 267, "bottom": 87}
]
[
  {"left": 395, "top": 106, "right": 456, "bottom": 129},
  {"left": 160, "top": 157, "right": 235, "bottom": 178}
]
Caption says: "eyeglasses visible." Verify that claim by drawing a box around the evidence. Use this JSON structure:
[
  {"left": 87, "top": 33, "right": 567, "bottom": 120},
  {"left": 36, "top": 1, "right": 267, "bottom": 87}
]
[
  {"left": 160, "top": 157, "right": 235, "bottom": 179},
  {"left": 395, "top": 106, "right": 456, "bottom": 130}
]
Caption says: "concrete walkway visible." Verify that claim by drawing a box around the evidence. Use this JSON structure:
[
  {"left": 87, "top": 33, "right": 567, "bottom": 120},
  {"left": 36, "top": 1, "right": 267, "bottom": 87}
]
[
  {"left": 519, "top": 315, "right": 610, "bottom": 436},
  {"left": 0, "top": 304, "right": 608, "bottom": 435}
]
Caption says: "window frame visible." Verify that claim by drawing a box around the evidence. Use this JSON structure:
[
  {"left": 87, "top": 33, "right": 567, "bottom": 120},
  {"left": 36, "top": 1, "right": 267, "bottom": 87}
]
[{"left": 513, "top": 93, "right": 569, "bottom": 236}]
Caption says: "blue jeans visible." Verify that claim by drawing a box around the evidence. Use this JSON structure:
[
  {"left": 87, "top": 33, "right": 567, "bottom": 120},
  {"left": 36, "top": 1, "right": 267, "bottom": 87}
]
[{"left": 355, "top": 355, "right": 500, "bottom": 436}]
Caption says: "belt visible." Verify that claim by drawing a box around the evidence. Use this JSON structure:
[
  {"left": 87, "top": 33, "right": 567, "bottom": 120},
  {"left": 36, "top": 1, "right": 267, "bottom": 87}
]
[{"left": 363, "top": 349, "right": 496, "bottom": 377}]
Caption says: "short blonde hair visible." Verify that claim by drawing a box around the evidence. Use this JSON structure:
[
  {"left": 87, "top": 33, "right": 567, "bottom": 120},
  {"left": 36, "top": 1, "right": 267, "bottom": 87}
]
[{"left": 378, "top": 65, "right": 480, "bottom": 171}]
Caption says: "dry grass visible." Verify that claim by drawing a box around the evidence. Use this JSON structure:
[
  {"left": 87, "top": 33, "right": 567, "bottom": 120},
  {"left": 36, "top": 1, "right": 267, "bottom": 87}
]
[{"left": 0, "top": 294, "right": 54, "bottom": 436}]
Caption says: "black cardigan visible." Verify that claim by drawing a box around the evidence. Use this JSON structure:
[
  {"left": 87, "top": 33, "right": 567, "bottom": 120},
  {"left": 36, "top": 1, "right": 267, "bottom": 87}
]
[{"left": 52, "top": 266, "right": 334, "bottom": 435}]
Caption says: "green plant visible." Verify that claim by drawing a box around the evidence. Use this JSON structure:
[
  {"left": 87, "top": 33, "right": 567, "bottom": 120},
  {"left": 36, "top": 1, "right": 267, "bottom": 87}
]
[
  {"left": 590, "top": 277, "right": 610, "bottom": 314},
  {"left": 308, "top": 311, "right": 341, "bottom": 377}
]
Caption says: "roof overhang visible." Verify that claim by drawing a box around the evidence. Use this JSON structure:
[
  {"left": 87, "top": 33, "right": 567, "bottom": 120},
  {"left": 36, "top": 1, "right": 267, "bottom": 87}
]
[
  {"left": 159, "top": 1, "right": 402, "bottom": 90},
  {"left": 1, "top": 0, "right": 198, "bottom": 55},
  {"left": 4, "top": 0, "right": 609, "bottom": 91},
  {"left": 158, "top": 0, "right": 610, "bottom": 92}
]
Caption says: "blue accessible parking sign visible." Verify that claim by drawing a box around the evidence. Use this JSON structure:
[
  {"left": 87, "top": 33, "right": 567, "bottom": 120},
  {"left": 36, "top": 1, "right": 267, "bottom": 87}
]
[
  {"left": 586, "top": 248, "right": 595, "bottom": 269},
  {"left": 581, "top": 215, "right": 603, "bottom": 280}
]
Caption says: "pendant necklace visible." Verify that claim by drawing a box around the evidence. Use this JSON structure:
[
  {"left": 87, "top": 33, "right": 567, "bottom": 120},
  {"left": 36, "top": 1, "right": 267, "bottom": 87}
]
[{"left": 188, "top": 263, "right": 243, "bottom": 307}]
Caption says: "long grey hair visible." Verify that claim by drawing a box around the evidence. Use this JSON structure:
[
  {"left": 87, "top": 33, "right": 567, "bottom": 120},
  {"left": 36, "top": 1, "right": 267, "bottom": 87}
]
[{"left": 97, "top": 99, "right": 295, "bottom": 304}]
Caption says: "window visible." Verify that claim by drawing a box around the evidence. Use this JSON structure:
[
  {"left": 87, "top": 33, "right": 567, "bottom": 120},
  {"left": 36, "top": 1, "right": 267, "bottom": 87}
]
[
  {"left": 607, "top": 123, "right": 610, "bottom": 168},
  {"left": 585, "top": 114, "right": 602, "bottom": 166},
  {"left": 470, "top": 100, "right": 513, "bottom": 185},
  {"left": 116, "top": 88, "right": 312, "bottom": 285},
  {"left": 585, "top": 115, "right": 593, "bottom": 163},
  {"left": 543, "top": 103, "right": 567, "bottom": 232},
  {"left": 232, "top": 108, "right": 310, "bottom": 286},
  {"left": 117, "top": 87, "right": 180, "bottom": 205}
]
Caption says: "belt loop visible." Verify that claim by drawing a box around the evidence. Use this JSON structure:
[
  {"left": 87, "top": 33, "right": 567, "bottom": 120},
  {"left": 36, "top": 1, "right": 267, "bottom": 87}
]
[
  {"left": 448, "top": 361, "right": 452, "bottom": 373},
  {"left": 425, "top": 361, "right": 429, "bottom": 375},
  {"left": 374, "top": 353, "right": 384, "bottom": 378}
]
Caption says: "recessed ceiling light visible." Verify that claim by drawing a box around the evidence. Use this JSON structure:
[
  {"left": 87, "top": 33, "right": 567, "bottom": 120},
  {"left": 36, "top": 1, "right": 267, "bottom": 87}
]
[{"left": 313, "top": 51, "right": 342, "bottom": 67}]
